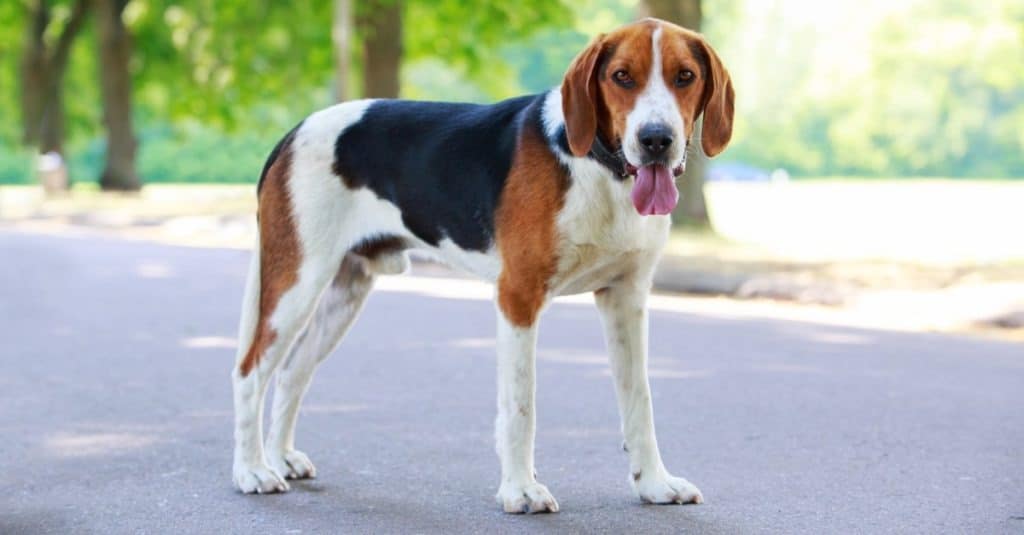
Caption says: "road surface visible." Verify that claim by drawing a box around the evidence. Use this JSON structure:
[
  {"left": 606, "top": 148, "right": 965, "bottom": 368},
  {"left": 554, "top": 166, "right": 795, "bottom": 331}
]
[{"left": 1, "top": 229, "right": 1021, "bottom": 534}]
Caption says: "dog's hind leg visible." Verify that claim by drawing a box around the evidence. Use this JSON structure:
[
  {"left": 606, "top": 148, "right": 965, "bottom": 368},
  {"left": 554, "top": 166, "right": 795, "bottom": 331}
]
[
  {"left": 264, "top": 253, "right": 375, "bottom": 480},
  {"left": 231, "top": 225, "right": 348, "bottom": 494},
  {"left": 230, "top": 132, "right": 359, "bottom": 494}
]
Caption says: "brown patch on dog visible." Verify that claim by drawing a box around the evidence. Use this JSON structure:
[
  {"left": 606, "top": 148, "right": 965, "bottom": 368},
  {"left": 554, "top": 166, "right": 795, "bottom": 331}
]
[
  {"left": 239, "top": 140, "right": 302, "bottom": 377},
  {"left": 562, "top": 20, "right": 656, "bottom": 156},
  {"left": 660, "top": 23, "right": 735, "bottom": 156},
  {"left": 351, "top": 235, "right": 407, "bottom": 259},
  {"left": 561, "top": 34, "right": 605, "bottom": 156},
  {"left": 633, "top": 471, "right": 642, "bottom": 482},
  {"left": 594, "top": 21, "right": 658, "bottom": 150},
  {"left": 494, "top": 120, "right": 569, "bottom": 327}
]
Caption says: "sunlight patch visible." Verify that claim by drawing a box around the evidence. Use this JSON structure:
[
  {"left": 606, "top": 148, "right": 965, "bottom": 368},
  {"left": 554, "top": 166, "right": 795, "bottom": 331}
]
[
  {"left": 136, "top": 260, "right": 174, "bottom": 279},
  {"left": 44, "top": 432, "right": 157, "bottom": 458},
  {"left": 450, "top": 337, "right": 495, "bottom": 349},
  {"left": 181, "top": 336, "right": 237, "bottom": 349},
  {"left": 589, "top": 368, "right": 714, "bottom": 379}
]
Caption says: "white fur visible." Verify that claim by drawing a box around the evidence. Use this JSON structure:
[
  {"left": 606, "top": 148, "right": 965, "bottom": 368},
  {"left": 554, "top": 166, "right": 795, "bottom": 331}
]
[
  {"left": 232, "top": 65, "right": 699, "bottom": 508},
  {"left": 622, "top": 25, "right": 686, "bottom": 170},
  {"left": 594, "top": 277, "right": 703, "bottom": 505},
  {"left": 494, "top": 311, "right": 559, "bottom": 513},
  {"left": 233, "top": 99, "right": 403, "bottom": 493},
  {"left": 541, "top": 89, "right": 699, "bottom": 504},
  {"left": 266, "top": 255, "right": 374, "bottom": 479},
  {"left": 541, "top": 90, "right": 672, "bottom": 296},
  {"left": 432, "top": 238, "right": 501, "bottom": 281}
]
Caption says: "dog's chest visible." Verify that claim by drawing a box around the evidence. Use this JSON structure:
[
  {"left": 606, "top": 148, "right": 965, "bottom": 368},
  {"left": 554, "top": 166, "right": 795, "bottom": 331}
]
[{"left": 550, "top": 168, "right": 671, "bottom": 295}]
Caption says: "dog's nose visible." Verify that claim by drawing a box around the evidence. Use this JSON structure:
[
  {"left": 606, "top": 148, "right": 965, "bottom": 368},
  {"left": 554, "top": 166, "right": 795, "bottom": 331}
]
[{"left": 638, "top": 124, "right": 674, "bottom": 158}]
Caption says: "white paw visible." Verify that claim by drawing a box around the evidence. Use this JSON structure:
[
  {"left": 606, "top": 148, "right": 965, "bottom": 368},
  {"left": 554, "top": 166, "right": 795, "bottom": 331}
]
[
  {"left": 233, "top": 462, "right": 290, "bottom": 494},
  {"left": 267, "top": 449, "right": 317, "bottom": 480},
  {"left": 633, "top": 471, "right": 703, "bottom": 505},
  {"left": 496, "top": 481, "right": 560, "bottom": 514}
]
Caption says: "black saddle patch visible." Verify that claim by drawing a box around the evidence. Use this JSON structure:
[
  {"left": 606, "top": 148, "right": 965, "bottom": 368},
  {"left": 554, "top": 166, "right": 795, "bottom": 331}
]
[{"left": 331, "top": 95, "right": 542, "bottom": 252}]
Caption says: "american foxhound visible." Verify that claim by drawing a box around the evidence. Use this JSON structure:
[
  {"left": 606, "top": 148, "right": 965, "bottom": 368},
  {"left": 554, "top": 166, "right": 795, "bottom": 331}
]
[{"left": 232, "top": 17, "right": 734, "bottom": 513}]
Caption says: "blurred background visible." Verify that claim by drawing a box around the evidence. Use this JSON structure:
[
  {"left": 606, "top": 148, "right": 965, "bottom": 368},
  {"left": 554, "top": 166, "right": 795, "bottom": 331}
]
[{"left": 1, "top": 0, "right": 1022, "bottom": 338}]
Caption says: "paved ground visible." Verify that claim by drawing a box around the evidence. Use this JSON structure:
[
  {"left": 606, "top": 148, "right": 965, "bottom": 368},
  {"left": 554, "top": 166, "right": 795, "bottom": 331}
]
[{"left": 1, "top": 229, "right": 1022, "bottom": 534}]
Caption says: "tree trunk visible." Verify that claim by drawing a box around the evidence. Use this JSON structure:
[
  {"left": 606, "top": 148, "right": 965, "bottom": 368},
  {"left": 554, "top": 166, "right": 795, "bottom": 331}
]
[
  {"left": 333, "top": 0, "right": 353, "bottom": 101},
  {"left": 641, "top": 0, "right": 701, "bottom": 30},
  {"left": 96, "top": 0, "right": 140, "bottom": 191},
  {"left": 20, "top": 2, "right": 49, "bottom": 147},
  {"left": 19, "top": 0, "right": 89, "bottom": 190},
  {"left": 358, "top": 0, "right": 402, "bottom": 98},
  {"left": 642, "top": 0, "right": 711, "bottom": 228}
]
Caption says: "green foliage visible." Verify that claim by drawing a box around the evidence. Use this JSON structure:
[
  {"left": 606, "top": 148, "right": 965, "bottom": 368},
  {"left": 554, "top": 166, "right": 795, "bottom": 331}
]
[
  {"left": 2, "top": 0, "right": 1023, "bottom": 185},
  {"left": 129, "top": 0, "right": 335, "bottom": 131},
  {"left": 132, "top": 124, "right": 277, "bottom": 183},
  {"left": 720, "top": 0, "right": 1024, "bottom": 178},
  {"left": 0, "top": 146, "right": 33, "bottom": 184},
  {"left": 0, "top": 2, "right": 25, "bottom": 144},
  {"left": 404, "top": 0, "right": 572, "bottom": 98},
  {"left": 63, "top": 123, "right": 278, "bottom": 184}
]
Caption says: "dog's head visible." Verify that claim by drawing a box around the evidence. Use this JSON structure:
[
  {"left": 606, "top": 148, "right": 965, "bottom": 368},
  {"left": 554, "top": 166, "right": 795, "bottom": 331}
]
[{"left": 561, "top": 18, "right": 735, "bottom": 215}]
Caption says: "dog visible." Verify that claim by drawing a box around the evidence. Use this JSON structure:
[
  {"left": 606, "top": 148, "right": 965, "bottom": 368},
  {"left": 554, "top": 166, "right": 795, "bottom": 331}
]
[{"left": 231, "top": 17, "right": 734, "bottom": 513}]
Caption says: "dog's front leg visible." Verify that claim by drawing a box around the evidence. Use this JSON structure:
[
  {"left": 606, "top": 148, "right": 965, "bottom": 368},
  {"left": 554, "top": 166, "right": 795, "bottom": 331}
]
[
  {"left": 594, "top": 282, "right": 704, "bottom": 505},
  {"left": 493, "top": 309, "right": 559, "bottom": 514}
]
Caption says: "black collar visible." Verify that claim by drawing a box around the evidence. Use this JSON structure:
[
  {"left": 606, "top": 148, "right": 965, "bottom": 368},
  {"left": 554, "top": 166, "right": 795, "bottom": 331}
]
[{"left": 588, "top": 134, "right": 631, "bottom": 179}]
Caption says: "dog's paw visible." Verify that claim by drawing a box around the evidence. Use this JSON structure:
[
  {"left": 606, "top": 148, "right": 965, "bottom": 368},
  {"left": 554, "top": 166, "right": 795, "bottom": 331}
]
[
  {"left": 633, "top": 471, "right": 703, "bottom": 505},
  {"left": 267, "top": 449, "right": 317, "bottom": 480},
  {"left": 233, "top": 462, "right": 290, "bottom": 494},
  {"left": 496, "top": 481, "right": 560, "bottom": 514}
]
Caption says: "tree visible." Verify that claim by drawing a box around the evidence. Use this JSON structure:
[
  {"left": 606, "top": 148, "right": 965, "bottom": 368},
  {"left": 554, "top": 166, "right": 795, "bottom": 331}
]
[
  {"left": 642, "top": 0, "right": 711, "bottom": 227},
  {"left": 95, "top": 0, "right": 140, "bottom": 191},
  {"left": 2, "top": 0, "right": 574, "bottom": 187},
  {"left": 18, "top": 0, "right": 90, "bottom": 187},
  {"left": 357, "top": 0, "right": 402, "bottom": 98},
  {"left": 332, "top": 0, "right": 353, "bottom": 101}
]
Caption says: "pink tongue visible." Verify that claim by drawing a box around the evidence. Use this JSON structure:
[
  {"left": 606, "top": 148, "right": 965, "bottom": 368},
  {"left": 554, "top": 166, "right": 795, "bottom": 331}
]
[{"left": 631, "top": 164, "right": 679, "bottom": 215}]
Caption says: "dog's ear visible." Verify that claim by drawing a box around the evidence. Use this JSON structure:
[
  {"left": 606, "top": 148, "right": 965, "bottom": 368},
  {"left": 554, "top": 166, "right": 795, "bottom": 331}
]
[
  {"left": 562, "top": 35, "right": 605, "bottom": 157},
  {"left": 696, "top": 38, "right": 735, "bottom": 158}
]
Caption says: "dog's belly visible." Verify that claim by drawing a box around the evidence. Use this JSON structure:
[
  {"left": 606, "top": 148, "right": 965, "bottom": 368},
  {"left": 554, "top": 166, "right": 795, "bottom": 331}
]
[
  {"left": 413, "top": 238, "right": 651, "bottom": 297},
  {"left": 415, "top": 240, "right": 502, "bottom": 282}
]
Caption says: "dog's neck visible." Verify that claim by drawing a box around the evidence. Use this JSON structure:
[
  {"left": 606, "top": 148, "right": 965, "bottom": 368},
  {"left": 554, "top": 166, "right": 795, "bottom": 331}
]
[
  {"left": 587, "top": 134, "right": 630, "bottom": 179},
  {"left": 542, "top": 89, "right": 630, "bottom": 180}
]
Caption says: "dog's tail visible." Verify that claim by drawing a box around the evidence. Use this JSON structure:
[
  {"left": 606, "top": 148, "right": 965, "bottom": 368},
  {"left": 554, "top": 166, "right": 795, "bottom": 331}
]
[
  {"left": 236, "top": 122, "right": 304, "bottom": 377},
  {"left": 234, "top": 233, "right": 263, "bottom": 377},
  {"left": 256, "top": 121, "right": 303, "bottom": 196}
]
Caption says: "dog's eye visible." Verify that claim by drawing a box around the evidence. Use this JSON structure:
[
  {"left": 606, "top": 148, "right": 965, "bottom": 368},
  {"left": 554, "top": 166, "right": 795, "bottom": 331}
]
[
  {"left": 675, "top": 70, "right": 695, "bottom": 88},
  {"left": 613, "top": 70, "right": 635, "bottom": 88}
]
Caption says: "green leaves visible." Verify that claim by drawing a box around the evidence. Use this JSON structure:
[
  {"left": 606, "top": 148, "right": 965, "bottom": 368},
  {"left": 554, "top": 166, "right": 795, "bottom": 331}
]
[
  {"left": 2, "top": 0, "right": 1022, "bottom": 181},
  {"left": 721, "top": 0, "right": 1024, "bottom": 178}
]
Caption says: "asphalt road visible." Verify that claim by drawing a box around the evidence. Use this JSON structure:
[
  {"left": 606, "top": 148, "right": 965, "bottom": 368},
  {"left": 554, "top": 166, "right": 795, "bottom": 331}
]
[{"left": 1, "top": 229, "right": 1022, "bottom": 534}]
